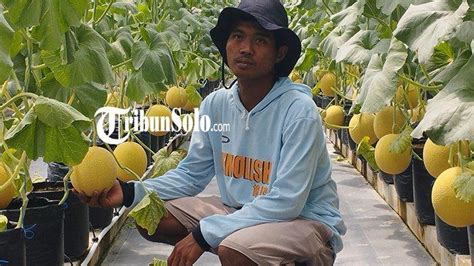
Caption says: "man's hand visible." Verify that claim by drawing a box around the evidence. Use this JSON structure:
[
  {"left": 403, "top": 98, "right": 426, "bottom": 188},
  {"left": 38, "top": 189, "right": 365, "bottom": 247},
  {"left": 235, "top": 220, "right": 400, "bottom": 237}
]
[
  {"left": 168, "top": 233, "right": 205, "bottom": 266},
  {"left": 74, "top": 179, "right": 124, "bottom": 208}
]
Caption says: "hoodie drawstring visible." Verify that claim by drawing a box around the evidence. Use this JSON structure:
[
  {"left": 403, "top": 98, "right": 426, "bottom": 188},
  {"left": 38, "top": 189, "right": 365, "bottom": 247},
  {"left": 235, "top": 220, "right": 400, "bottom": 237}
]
[{"left": 245, "top": 111, "right": 251, "bottom": 130}]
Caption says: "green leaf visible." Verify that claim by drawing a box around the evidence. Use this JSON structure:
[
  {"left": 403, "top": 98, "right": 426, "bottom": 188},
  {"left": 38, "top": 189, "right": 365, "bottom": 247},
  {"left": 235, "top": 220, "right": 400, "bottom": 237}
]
[
  {"left": 185, "top": 84, "right": 202, "bottom": 107},
  {"left": 376, "top": 0, "right": 413, "bottom": 15},
  {"left": 331, "top": 0, "right": 366, "bottom": 30},
  {"left": 43, "top": 126, "right": 89, "bottom": 165},
  {"left": 320, "top": 25, "right": 360, "bottom": 59},
  {"left": 149, "top": 258, "right": 167, "bottom": 266},
  {"left": 393, "top": 0, "right": 470, "bottom": 64},
  {"left": 432, "top": 49, "right": 471, "bottom": 83},
  {"left": 456, "top": 21, "right": 474, "bottom": 43},
  {"left": 126, "top": 70, "right": 167, "bottom": 102},
  {"left": 128, "top": 192, "right": 167, "bottom": 236},
  {"left": 131, "top": 40, "right": 176, "bottom": 85},
  {"left": 389, "top": 126, "right": 413, "bottom": 153},
  {"left": 336, "top": 30, "right": 390, "bottom": 65},
  {"left": 5, "top": 104, "right": 90, "bottom": 165},
  {"left": 152, "top": 148, "right": 183, "bottom": 177},
  {"left": 453, "top": 168, "right": 474, "bottom": 202},
  {"left": 33, "top": 96, "right": 90, "bottom": 129},
  {"left": 412, "top": 47, "right": 474, "bottom": 145},
  {"left": 0, "top": 215, "right": 7, "bottom": 232},
  {"left": 0, "top": 11, "right": 14, "bottom": 84},
  {"left": 357, "top": 136, "right": 380, "bottom": 171},
  {"left": 1, "top": 0, "right": 88, "bottom": 50},
  {"left": 41, "top": 24, "right": 114, "bottom": 87},
  {"left": 72, "top": 83, "right": 107, "bottom": 119},
  {"left": 357, "top": 38, "right": 408, "bottom": 113}
]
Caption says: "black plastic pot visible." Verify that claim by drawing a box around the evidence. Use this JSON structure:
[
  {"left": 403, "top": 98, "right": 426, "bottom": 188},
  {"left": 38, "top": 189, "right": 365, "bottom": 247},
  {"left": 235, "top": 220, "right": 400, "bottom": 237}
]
[
  {"left": 313, "top": 95, "right": 323, "bottom": 107},
  {"left": 393, "top": 162, "right": 414, "bottom": 202},
  {"left": 320, "top": 96, "right": 333, "bottom": 109},
  {"left": 5, "top": 197, "right": 64, "bottom": 265},
  {"left": 31, "top": 182, "right": 89, "bottom": 260},
  {"left": 150, "top": 135, "right": 159, "bottom": 153},
  {"left": 380, "top": 171, "right": 394, "bottom": 184},
  {"left": 0, "top": 223, "right": 26, "bottom": 266},
  {"left": 469, "top": 226, "right": 473, "bottom": 264},
  {"left": 412, "top": 143, "right": 436, "bottom": 225},
  {"left": 89, "top": 206, "right": 113, "bottom": 229},
  {"left": 435, "top": 215, "right": 469, "bottom": 255}
]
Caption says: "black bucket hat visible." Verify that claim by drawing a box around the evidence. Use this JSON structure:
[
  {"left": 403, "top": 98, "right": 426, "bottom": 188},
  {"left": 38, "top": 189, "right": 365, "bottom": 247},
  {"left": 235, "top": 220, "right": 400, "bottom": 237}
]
[{"left": 210, "top": 0, "right": 302, "bottom": 77}]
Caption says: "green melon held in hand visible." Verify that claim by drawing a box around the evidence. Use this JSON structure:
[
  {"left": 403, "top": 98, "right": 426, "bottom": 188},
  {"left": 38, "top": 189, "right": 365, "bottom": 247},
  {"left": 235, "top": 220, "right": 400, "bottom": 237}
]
[{"left": 71, "top": 146, "right": 118, "bottom": 197}]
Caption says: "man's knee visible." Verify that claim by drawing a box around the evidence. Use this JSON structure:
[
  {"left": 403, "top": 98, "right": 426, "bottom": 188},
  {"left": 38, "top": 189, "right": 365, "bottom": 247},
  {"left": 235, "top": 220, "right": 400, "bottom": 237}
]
[
  {"left": 136, "top": 213, "right": 188, "bottom": 245},
  {"left": 217, "top": 246, "right": 257, "bottom": 266}
]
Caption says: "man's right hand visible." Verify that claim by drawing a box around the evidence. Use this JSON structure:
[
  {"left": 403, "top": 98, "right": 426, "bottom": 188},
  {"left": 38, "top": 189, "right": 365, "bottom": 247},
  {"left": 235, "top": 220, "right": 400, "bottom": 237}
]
[{"left": 74, "top": 179, "right": 124, "bottom": 208}]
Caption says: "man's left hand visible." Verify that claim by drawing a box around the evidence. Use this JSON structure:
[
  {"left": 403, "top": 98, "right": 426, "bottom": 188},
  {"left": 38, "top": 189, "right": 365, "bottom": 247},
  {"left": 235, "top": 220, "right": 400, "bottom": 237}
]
[{"left": 168, "top": 233, "right": 205, "bottom": 266}]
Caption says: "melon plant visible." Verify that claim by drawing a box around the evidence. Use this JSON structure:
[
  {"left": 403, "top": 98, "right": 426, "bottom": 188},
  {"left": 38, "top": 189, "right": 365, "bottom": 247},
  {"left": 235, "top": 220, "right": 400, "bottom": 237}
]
[
  {"left": 147, "top": 105, "right": 173, "bottom": 137},
  {"left": 319, "top": 73, "right": 337, "bottom": 97},
  {"left": 152, "top": 148, "right": 187, "bottom": 177},
  {"left": 166, "top": 86, "right": 188, "bottom": 109},
  {"left": 70, "top": 146, "right": 118, "bottom": 197},
  {"left": 373, "top": 106, "right": 405, "bottom": 139},
  {"left": 114, "top": 142, "right": 148, "bottom": 182},
  {"left": 375, "top": 134, "right": 412, "bottom": 175},
  {"left": 0, "top": 164, "right": 15, "bottom": 209},
  {"left": 432, "top": 166, "right": 474, "bottom": 227},
  {"left": 349, "top": 113, "right": 377, "bottom": 145},
  {"left": 323, "top": 105, "right": 345, "bottom": 129}
]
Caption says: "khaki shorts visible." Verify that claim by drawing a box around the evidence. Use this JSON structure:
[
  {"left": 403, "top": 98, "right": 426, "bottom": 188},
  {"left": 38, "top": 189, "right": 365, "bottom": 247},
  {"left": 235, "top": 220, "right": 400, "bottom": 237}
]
[{"left": 165, "top": 196, "right": 335, "bottom": 266}]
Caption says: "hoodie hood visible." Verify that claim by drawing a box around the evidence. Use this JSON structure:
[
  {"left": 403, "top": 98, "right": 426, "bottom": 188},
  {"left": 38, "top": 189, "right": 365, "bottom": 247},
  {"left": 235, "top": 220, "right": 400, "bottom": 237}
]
[{"left": 230, "top": 77, "right": 312, "bottom": 130}]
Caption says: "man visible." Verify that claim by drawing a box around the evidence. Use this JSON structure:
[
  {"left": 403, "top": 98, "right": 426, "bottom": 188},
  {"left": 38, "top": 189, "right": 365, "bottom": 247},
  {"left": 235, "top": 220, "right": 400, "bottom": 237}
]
[{"left": 79, "top": 0, "right": 346, "bottom": 265}]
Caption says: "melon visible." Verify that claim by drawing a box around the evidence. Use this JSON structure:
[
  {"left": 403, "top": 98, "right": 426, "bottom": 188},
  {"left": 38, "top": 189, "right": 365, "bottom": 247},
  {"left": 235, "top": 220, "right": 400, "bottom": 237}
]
[
  {"left": 319, "top": 73, "right": 336, "bottom": 97},
  {"left": 375, "top": 133, "right": 412, "bottom": 175},
  {"left": 324, "top": 105, "right": 344, "bottom": 129},
  {"left": 349, "top": 113, "right": 378, "bottom": 145},
  {"left": 71, "top": 146, "right": 118, "bottom": 197},
  {"left": 0, "top": 165, "right": 15, "bottom": 209},
  {"left": 147, "top": 105, "right": 172, "bottom": 137},
  {"left": 374, "top": 106, "right": 405, "bottom": 139},
  {"left": 114, "top": 142, "right": 148, "bottom": 182},
  {"left": 166, "top": 86, "right": 188, "bottom": 108}
]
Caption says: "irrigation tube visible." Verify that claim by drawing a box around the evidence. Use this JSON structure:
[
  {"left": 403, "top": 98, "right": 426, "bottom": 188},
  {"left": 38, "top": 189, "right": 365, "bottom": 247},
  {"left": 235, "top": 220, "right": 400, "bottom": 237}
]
[
  {"left": 81, "top": 206, "right": 127, "bottom": 266},
  {"left": 469, "top": 225, "right": 473, "bottom": 266}
]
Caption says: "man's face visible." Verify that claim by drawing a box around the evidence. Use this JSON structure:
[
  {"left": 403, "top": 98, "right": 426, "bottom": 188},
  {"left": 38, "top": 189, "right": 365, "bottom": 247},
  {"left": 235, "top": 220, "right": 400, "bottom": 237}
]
[{"left": 225, "top": 20, "right": 288, "bottom": 80}]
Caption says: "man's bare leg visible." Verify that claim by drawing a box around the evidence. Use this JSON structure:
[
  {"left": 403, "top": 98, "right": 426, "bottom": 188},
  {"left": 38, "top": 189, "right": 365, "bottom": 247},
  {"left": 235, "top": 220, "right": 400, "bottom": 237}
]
[
  {"left": 218, "top": 246, "right": 257, "bottom": 266},
  {"left": 136, "top": 213, "right": 189, "bottom": 245}
]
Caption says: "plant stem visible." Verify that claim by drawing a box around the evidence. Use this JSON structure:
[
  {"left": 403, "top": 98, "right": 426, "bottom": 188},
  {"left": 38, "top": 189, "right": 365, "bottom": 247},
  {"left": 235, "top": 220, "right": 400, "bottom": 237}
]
[
  {"left": 58, "top": 169, "right": 73, "bottom": 205},
  {"left": 104, "top": 142, "right": 150, "bottom": 194},
  {"left": 92, "top": 0, "right": 98, "bottom": 29},
  {"left": 112, "top": 59, "right": 133, "bottom": 70},
  {"left": 1, "top": 81, "right": 23, "bottom": 120},
  {"left": 95, "top": 0, "right": 114, "bottom": 25},
  {"left": 131, "top": 132, "right": 156, "bottom": 157},
  {"left": 92, "top": 119, "right": 98, "bottom": 146},
  {"left": 321, "top": 0, "right": 334, "bottom": 15},
  {"left": 67, "top": 89, "right": 76, "bottom": 105},
  {"left": 0, "top": 92, "right": 38, "bottom": 111},
  {"left": 31, "top": 64, "right": 47, "bottom": 71},
  {"left": 397, "top": 73, "right": 442, "bottom": 91},
  {"left": 14, "top": 152, "right": 28, "bottom": 229}
]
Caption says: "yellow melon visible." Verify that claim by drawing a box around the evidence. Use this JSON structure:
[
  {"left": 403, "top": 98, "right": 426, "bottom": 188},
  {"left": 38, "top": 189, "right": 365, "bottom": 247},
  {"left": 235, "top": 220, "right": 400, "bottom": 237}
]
[
  {"left": 71, "top": 146, "right": 118, "bottom": 197},
  {"left": 395, "top": 84, "right": 419, "bottom": 109},
  {"left": 0, "top": 165, "right": 15, "bottom": 209},
  {"left": 432, "top": 167, "right": 474, "bottom": 227},
  {"left": 319, "top": 73, "right": 337, "bottom": 97},
  {"left": 423, "top": 139, "right": 470, "bottom": 178},
  {"left": 113, "top": 142, "right": 148, "bottom": 182},
  {"left": 374, "top": 106, "right": 405, "bottom": 139},
  {"left": 375, "top": 133, "right": 412, "bottom": 175},
  {"left": 147, "top": 104, "right": 172, "bottom": 137},
  {"left": 324, "top": 105, "right": 344, "bottom": 129},
  {"left": 166, "top": 86, "right": 188, "bottom": 108},
  {"left": 349, "top": 113, "right": 378, "bottom": 145}
]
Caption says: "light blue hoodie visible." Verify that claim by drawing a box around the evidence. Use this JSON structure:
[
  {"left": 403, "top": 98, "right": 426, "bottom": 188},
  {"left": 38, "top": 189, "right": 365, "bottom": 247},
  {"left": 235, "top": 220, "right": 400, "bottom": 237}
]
[{"left": 131, "top": 77, "right": 346, "bottom": 253}]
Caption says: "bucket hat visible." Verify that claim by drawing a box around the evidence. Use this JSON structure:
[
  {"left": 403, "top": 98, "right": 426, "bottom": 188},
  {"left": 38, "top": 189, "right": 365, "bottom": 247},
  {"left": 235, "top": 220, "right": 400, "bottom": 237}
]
[{"left": 210, "top": 0, "right": 301, "bottom": 77}]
